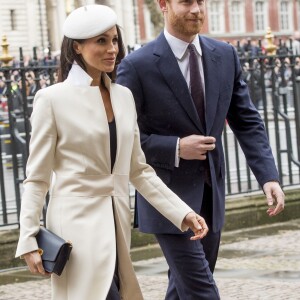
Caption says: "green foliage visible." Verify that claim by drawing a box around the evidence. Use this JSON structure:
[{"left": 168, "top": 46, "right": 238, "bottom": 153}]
[{"left": 144, "top": 0, "right": 164, "bottom": 34}]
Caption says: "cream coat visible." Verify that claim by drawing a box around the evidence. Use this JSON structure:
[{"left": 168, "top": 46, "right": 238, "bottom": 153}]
[{"left": 16, "top": 65, "right": 193, "bottom": 300}]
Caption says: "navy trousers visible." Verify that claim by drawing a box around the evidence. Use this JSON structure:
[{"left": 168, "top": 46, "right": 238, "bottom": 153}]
[{"left": 155, "top": 185, "right": 221, "bottom": 300}]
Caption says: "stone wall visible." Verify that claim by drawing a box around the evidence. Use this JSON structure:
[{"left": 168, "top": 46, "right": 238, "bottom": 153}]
[{"left": 0, "top": 0, "right": 48, "bottom": 58}]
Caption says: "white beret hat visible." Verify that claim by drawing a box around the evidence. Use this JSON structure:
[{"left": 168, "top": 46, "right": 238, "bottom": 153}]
[{"left": 63, "top": 4, "right": 117, "bottom": 39}]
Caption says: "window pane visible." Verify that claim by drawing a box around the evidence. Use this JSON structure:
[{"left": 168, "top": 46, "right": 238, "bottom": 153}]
[
  {"left": 254, "top": 1, "right": 265, "bottom": 31},
  {"left": 209, "top": 1, "right": 223, "bottom": 33},
  {"left": 231, "top": 1, "right": 243, "bottom": 33},
  {"left": 280, "top": 1, "right": 290, "bottom": 30}
]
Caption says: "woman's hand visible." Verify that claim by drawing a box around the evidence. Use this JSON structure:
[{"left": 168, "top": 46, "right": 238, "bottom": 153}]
[
  {"left": 23, "top": 250, "right": 50, "bottom": 276},
  {"left": 183, "top": 212, "right": 209, "bottom": 240}
]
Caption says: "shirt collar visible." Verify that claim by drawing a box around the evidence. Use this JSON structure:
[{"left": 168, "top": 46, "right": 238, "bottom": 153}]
[{"left": 164, "top": 28, "right": 202, "bottom": 60}]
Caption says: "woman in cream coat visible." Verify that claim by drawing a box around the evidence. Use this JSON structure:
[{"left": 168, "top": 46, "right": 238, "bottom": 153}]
[{"left": 16, "top": 5, "right": 208, "bottom": 300}]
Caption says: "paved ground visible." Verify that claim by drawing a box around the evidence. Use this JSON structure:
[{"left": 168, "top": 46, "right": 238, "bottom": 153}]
[{"left": 1, "top": 219, "right": 300, "bottom": 300}]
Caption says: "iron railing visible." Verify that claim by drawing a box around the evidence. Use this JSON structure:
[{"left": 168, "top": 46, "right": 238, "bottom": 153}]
[
  {"left": 0, "top": 41, "right": 300, "bottom": 227},
  {"left": 0, "top": 47, "right": 57, "bottom": 227}
]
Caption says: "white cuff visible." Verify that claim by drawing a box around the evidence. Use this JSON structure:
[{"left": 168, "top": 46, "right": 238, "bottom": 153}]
[{"left": 175, "top": 138, "right": 180, "bottom": 168}]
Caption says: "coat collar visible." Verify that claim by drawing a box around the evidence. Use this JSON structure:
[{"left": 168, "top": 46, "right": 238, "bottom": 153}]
[
  {"left": 199, "top": 36, "right": 221, "bottom": 134},
  {"left": 154, "top": 32, "right": 203, "bottom": 133},
  {"left": 65, "top": 64, "right": 112, "bottom": 90},
  {"left": 65, "top": 64, "right": 93, "bottom": 86},
  {"left": 153, "top": 32, "right": 221, "bottom": 135}
]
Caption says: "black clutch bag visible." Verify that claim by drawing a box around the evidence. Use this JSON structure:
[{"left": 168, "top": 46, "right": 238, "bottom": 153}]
[{"left": 36, "top": 227, "right": 73, "bottom": 276}]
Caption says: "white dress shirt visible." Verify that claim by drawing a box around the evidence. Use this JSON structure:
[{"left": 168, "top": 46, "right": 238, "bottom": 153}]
[
  {"left": 164, "top": 29, "right": 205, "bottom": 95},
  {"left": 164, "top": 29, "right": 205, "bottom": 167}
]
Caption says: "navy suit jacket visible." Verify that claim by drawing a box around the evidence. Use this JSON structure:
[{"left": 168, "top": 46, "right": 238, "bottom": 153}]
[{"left": 117, "top": 33, "right": 279, "bottom": 233}]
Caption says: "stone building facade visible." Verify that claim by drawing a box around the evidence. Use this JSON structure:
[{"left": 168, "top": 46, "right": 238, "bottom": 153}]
[
  {"left": 200, "top": 0, "right": 300, "bottom": 43},
  {"left": 0, "top": 0, "right": 148, "bottom": 59},
  {"left": 0, "top": 0, "right": 48, "bottom": 59}
]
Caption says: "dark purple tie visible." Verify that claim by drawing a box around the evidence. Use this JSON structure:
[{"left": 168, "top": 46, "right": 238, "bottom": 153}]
[
  {"left": 188, "top": 44, "right": 211, "bottom": 185},
  {"left": 188, "top": 43, "right": 206, "bottom": 132}
]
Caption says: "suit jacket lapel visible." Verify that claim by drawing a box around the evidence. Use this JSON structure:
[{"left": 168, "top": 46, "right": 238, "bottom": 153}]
[
  {"left": 200, "top": 36, "right": 221, "bottom": 135},
  {"left": 154, "top": 33, "right": 203, "bottom": 133}
]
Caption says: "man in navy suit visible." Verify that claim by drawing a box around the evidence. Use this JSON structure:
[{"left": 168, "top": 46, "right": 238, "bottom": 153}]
[{"left": 117, "top": 0, "right": 285, "bottom": 298}]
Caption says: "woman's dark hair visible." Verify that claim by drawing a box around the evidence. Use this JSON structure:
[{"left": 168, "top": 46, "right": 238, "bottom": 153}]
[{"left": 57, "top": 25, "right": 125, "bottom": 83}]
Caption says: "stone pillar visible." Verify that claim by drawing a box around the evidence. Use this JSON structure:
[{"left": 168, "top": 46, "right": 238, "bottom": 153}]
[
  {"left": 110, "top": 0, "right": 137, "bottom": 48},
  {"left": 26, "top": 0, "right": 49, "bottom": 56},
  {"left": 46, "top": 0, "right": 67, "bottom": 52},
  {"left": 26, "top": 0, "right": 37, "bottom": 51}
]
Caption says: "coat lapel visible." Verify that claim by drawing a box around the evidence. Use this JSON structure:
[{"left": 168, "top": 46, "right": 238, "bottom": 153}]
[
  {"left": 154, "top": 33, "right": 203, "bottom": 133},
  {"left": 200, "top": 36, "right": 221, "bottom": 135}
]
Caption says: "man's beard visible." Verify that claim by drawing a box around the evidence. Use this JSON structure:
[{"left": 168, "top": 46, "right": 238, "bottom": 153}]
[{"left": 169, "top": 13, "right": 204, "bottom": 36}]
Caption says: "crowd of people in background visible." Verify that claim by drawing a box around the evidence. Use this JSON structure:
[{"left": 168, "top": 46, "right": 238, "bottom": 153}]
[
  {"left": 240, "top": 55, "right": 300, "bottom": 109},
  {"left": 232, "top": 31, "right": 300, "bottom": 57},
  {"left": 224, "top": 33, "right": 300, "bottom": 109},
  {"left": 0, "top": 68, "right": 57, "bottom": 121},
  {"left": 0, "top": 35, "right": 300, "bottom": 119}
]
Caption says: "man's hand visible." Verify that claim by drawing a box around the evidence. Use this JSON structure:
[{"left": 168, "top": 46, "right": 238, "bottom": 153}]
[
  {"left": 179, "top": 135, "right": 216, "bottom": 160},
  {"left": 183, "top": 212, "right": 209, "bottom": 240},
  {"left": 23, "top": 250, "right": 49, "bottom": 276},
  {"left": 263, "top": 181, "right": 285, "bottom": 216}
]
